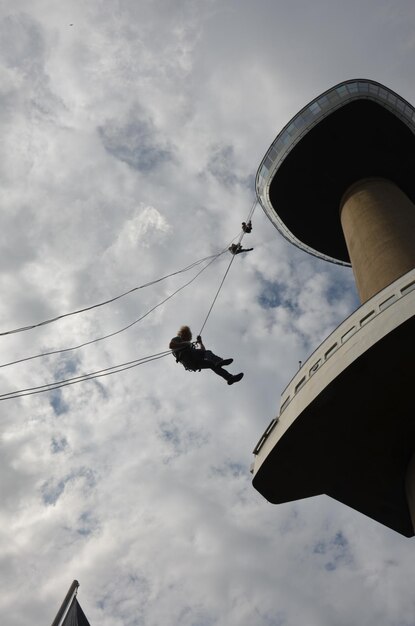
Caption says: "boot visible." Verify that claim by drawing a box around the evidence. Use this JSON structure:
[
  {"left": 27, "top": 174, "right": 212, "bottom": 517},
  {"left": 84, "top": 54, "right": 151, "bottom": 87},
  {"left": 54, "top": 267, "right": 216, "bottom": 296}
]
[
  {"left": 218, "top": 358, "right": 233, "bottom": 366},
  {"left": 227, "top": 373, "right": 244, "bottom": 385}
]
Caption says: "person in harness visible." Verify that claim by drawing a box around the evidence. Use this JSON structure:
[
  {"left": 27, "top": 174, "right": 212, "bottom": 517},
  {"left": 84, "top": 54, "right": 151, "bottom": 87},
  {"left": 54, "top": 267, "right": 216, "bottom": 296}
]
[
  {"left": 169, "top": 326, "right": 244, "bottom": 385},
  {"left": 242, "top": 220, "right": 252, "bottom": 233},
  {"left": 228, "top": 243, "right": 253, "bottom": 255}
]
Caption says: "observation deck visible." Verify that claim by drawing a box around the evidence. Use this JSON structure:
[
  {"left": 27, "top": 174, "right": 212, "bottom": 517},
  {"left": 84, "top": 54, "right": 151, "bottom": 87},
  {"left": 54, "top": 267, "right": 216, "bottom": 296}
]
[
  {"left": 256, "top": 79, "right": 415, "bottom": 265},
  {"left": 252, "top": 269, "right": 415, "bottom": 536}
]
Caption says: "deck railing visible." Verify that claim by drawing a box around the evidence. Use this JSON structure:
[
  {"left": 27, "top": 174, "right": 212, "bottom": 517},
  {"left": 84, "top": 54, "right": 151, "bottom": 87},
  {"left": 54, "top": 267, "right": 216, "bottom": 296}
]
[{"left": 253, "top": 269, "right": 415, "bottom": 456}]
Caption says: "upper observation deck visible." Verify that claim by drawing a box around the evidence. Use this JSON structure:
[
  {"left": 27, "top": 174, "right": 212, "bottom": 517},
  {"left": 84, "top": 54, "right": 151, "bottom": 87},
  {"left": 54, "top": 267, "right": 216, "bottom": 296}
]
[{"left": 256, "top": 79, "right": 415, "bottom": 265}]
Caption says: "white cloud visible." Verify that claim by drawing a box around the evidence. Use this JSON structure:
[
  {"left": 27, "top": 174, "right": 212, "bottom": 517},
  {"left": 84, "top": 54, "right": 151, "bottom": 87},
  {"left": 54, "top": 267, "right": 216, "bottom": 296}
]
[{"left": 0, "top": 1, "right": 414, "bottom": 625}]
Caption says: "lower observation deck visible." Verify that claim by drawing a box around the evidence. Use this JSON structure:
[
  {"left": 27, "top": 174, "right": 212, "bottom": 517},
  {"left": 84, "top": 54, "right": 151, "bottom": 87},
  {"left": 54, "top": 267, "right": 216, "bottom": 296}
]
[{"left": 252, "top": 268, "right": 415, "bottom": 536}]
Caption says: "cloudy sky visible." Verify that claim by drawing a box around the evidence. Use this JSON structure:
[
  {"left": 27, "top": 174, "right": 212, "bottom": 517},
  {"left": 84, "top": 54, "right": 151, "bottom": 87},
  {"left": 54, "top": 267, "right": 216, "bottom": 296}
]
[{"left": 0, "top": 1, "right": 415, "bottom": 624}]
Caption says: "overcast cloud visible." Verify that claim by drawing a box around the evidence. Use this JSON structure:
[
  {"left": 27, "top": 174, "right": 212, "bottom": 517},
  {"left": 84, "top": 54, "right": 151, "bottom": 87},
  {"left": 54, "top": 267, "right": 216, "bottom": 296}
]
[{"left": 0, "top": 1, "right": 414, "bottom": 625}]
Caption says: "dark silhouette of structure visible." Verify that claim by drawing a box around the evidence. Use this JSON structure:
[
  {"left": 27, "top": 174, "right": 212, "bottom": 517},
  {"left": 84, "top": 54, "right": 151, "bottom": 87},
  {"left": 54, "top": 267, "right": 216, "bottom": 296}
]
[{"left": 51, "top": 580, "right": 91, "bottom": 626}]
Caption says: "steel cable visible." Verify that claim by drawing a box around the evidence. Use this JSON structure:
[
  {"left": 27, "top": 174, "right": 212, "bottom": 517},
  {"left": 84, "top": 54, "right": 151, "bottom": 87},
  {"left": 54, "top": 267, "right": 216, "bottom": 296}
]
[
  {"left": 0, "top": 350, "right": 173, "bottom": 400},
  {"left": 0, "top": 252, "right": 223, "bottom": 338},
  {"left": 0, "top": 249, "right": 227, "bottom": 370},
  {"left": 198, "top": 200, "right": 258, "bottom": 335}
]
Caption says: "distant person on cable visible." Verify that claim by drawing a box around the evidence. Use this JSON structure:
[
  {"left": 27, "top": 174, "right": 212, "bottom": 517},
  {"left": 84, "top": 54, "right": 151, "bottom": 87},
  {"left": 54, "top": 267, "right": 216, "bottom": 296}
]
[
  {"left": 228, "top": 243, "right": 253, "bottom": 255},
  {"left": 169, "top": 326, "right": 244, "bottom": 385},
  {"left": 242, "top": 220, "right": 252, "bottom": 233}
]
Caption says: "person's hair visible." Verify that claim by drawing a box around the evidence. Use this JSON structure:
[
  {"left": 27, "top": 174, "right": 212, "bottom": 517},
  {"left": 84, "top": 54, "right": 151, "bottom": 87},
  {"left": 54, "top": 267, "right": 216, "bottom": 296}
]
[{"left": 178, "top": 325, "right": 192, "bottom": 340}]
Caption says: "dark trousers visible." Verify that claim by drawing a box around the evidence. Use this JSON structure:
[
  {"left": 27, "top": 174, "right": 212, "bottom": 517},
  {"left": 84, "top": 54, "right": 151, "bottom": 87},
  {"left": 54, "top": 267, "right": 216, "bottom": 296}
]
[{"left": 184, "top": 349, "right": 233, "bottom": 382}]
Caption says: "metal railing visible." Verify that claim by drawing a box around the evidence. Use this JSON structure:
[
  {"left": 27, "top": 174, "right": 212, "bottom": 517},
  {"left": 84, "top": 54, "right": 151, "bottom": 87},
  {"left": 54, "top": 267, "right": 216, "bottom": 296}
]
[{"left": 253, "top": 269, "right": 415, "bottom": 456}]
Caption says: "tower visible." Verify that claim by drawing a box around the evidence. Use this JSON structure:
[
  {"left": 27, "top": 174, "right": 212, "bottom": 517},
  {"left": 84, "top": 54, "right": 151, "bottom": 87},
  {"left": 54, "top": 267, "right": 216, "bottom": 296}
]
[{"left": 251, "top": 79, "right": 415, "bottom": 537}]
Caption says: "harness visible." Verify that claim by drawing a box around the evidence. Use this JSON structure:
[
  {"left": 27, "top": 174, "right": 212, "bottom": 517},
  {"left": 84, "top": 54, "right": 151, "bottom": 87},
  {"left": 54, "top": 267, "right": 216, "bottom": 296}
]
[{"left": 172, "top": 342, "right": 201, "bottom": 372}]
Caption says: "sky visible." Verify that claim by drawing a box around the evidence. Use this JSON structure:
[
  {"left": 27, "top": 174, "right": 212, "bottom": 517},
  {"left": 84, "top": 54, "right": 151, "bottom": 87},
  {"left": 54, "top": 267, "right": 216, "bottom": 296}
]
[{"left": 0, "top": 1, "right": 415, "bottom": 625}]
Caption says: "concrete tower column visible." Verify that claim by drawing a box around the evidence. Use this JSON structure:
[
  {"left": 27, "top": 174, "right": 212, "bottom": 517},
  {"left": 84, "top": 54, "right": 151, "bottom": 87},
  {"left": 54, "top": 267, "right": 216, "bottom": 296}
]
[{"left": 340, "top": 178, "right": 415, "bottom": 303}]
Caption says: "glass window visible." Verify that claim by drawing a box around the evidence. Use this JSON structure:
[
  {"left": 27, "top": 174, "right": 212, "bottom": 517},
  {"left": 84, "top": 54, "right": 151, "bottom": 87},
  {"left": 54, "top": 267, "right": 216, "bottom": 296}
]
[
  {"left": 358, "top": 82, "right": 369, "bottom": 92},
  {"left": 336, "top": 85, "right": 348, "bottom": 96},
  {"left": 401, "top": 280, "right": 415, "bottom": 296},
  {"left": 295, "top": 376, "right": 306, "bottom": 393},
  {"left": 387, "top": 93, "right": 397, "bottom": 105},
  {"left": 369, "top": 84, "right": 379, "bottom": 95},
  {"left": 286, "top": 123, "right": 296, "bottom": 135},
  {"left": 264, "top": 156, "right": 273, "bottom": 169},
  {"left": 310, "top": 102, "right": 321, "bottom": 114},
  {"left": 301, "top": 109, "right": 314, "bottom": 122},
  {"left": 325, "top": 343, "right": 338, "bottom": 359},
  {"left": 328, "top": 90, "right": 339, "bottom": 102},
  {"left": 404, "top": 105, "right": 413, "bottom": 117},
  {"left": 260, "top": 164, "right": 269, "bottom": 178},
  {"left": 379, "top": 88, "right": 388, "bottom": 100},
  {"left": 379, "top": 294, "right": 397, "bottom": 311},
  {"left": 273, "top": 139, "right": 283, "bottom": 152},
  {"left": 341, "top": 326, "right": 356, "bottom": 343},
  {"left": 360, "top": 310, "right": 375, "bottom": 326},
  {"left": 264, "top": 417, "right": 279, "bottom": 436},
  {"left": 347, "top": 83, "right": 358, "bottom": 93},
  {"left": 309, "top": 360, "right": 321, "bottom": 376},
  {"left": 269, "top": 147, "right": 278, "bottom": 160},
  {"left": 318, "top": 95, "right": 330, "bottom": 108},
  {"left": 397, "top": 99, "right": 405, "bottom": 111}
]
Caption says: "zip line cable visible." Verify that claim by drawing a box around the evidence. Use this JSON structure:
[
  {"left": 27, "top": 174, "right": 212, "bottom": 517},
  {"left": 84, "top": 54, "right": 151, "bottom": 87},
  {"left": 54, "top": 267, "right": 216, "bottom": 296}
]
[
  {"left": 0, "top": 350, "right": 173, "bottom": 401},
  {"left": 198, "top": 200, "right": 258, "bottom": 335},
  {"left": 245, "top": 197, "right": 258, "bottom": 225},
  {"left": 0, "top": 343, "right": 192, "bottom": 401},
  {"left": 0, "top": 251, "right": 225, "bottom": 338},
  {"left": 0, "top": 248, "right": 228, "bottom": 370},
  {"left": 199, "top": 254, "right": 236, "bottom": 336}
]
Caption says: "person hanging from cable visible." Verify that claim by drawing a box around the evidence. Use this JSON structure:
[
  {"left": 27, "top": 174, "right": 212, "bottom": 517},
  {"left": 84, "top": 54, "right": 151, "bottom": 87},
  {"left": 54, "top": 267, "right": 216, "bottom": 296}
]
[
  {"left": 242, "top": 220, "right": 252, "bottom": 233},
  {"left": 169, "top": 326, "right": 243, "bottom": 385},
  {"left": 228, "top": 243, "right": 253, "bottom": 255}
]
